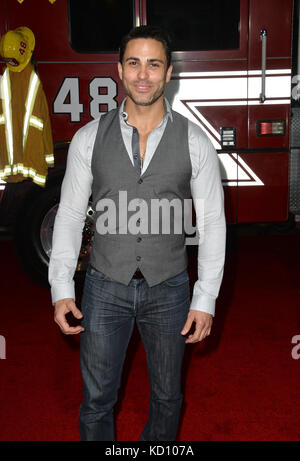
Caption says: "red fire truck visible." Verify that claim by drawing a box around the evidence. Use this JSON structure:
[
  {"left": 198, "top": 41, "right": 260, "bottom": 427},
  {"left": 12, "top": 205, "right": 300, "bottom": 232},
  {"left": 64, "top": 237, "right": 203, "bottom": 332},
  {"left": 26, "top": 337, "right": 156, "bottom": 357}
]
[{"left": 0, "top": 0, "right": 299, "bottom": 287}]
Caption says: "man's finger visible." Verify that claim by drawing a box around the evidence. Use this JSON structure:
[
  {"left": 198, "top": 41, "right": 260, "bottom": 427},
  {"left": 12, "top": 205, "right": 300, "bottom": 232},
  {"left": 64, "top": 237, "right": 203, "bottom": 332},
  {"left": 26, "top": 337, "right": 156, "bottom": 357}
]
[
  {"left": 54, "top": 298, "right": 85, "bottom": 335},
  {"left": 181, "top": 316, "right": 193, "bottom": 336},
  {"left": 63, "top": 325, "right": 84, "bottom": 335},
  {"left": 54, "top": 310, "right": 84, "bottom": 335},
  {"left": 69, "top": 304, "right": 83, "bottom": 319},
  {"left": 185, "top": 324, "right": 211, "bottom": 344},
  {"left": 55, "top": 315, "right": 84, "bottom": 335}
]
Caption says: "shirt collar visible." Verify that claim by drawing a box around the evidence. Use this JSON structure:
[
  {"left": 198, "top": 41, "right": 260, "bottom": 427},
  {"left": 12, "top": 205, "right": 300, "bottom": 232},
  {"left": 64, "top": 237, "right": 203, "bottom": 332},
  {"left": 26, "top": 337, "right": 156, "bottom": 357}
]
[{"left": 119, "top": 97, "right": 173, "bottom": 124}]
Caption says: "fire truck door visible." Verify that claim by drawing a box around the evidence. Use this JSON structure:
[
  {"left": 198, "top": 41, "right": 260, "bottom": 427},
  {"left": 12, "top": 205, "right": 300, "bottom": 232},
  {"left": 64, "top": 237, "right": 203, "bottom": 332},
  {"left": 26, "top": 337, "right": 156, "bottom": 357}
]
[{"left": 239, "top": 0, "right": 293, "bottom": 222}]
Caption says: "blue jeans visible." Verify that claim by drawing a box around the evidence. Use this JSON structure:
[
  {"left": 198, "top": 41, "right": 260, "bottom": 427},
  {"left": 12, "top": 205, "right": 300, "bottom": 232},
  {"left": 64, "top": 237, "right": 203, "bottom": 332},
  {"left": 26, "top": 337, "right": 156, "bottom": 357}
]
[{"left": 79, "top": 265, "right": 190, "bottom": 441}]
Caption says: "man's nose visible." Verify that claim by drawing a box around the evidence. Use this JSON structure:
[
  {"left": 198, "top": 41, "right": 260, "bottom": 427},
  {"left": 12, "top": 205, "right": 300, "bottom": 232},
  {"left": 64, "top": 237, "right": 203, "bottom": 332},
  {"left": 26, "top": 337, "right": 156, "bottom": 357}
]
[{"left": 137, "top": 65, "right": 149, "bottom": 80}]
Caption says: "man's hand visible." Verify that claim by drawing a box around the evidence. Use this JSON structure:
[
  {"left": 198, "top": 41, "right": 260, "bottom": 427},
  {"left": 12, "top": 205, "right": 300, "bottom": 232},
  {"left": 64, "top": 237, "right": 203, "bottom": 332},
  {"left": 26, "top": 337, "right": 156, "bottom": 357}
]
[
  {"left": 181, "top": 310, "right": 213, "bottom": 344},
  {"left": 54, "top": 298, "right": 84, "bottom": 335}
]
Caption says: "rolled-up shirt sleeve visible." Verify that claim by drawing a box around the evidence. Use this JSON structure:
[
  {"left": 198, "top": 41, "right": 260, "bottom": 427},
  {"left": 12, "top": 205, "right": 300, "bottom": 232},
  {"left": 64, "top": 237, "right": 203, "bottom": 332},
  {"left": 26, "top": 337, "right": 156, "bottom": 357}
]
[
  {"left": 48, "top": 120, "right": 97, "bottom": 304},
  {"left": 188, "top": 121, "right": 226, "bottom": 316}
]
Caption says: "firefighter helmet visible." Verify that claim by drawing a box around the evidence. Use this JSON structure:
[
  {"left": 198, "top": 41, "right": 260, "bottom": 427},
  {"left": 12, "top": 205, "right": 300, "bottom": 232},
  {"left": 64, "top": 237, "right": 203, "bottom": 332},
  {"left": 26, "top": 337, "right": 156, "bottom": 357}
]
[{"left": 0, "top": 27, "right": 35, "bottom": 72}]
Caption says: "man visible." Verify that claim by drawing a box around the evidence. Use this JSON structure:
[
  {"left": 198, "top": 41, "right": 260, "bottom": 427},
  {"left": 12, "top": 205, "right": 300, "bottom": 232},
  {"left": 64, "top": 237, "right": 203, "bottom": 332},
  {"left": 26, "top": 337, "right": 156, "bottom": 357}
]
[{"left": 49, "top": 26, "right": 226, "bottom": 441}]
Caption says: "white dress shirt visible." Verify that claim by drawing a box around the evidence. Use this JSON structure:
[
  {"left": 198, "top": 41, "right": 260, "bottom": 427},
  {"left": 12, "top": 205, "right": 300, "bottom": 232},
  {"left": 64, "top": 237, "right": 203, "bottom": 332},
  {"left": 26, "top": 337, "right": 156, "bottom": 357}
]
[{"left": 49, "top": 98, "right": 226, "bottom": 316}]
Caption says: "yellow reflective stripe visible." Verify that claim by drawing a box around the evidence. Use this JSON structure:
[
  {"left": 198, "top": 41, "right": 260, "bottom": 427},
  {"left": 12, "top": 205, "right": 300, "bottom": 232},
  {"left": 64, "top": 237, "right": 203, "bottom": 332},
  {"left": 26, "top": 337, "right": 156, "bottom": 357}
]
[
  {"left": 0, "top": 166, "right": 14, "bottom": 178},
  {"left": 0, "top": 163, "right": 24, "bottom": 177},
  {"left": 23, "top": 72, "right": 40, "bottom": 150},
  {"left": 1, "top": 70, "right": 13, "bottom": 165},
  {"left": 45, "top": 154, "right": 54, "bottom": 164},
  {"left": 34, "top": 176, "right": 46, "bottom": 185},
  {"left": 29, "top": 115, "right": 44, "bottom": 130},
  {"left": 0, "top": 114, "right": 5, "bottom": 124},
  {"left": 0, "top": 163, "right": 46, "bottom": 185}
]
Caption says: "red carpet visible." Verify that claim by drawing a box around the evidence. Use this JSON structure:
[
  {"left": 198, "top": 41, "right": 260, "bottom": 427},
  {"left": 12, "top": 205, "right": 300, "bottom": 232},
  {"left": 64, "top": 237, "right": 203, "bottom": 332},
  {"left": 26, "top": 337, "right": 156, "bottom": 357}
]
[{"left": 0, "top": 231, "right": 300, "bottom": 441}]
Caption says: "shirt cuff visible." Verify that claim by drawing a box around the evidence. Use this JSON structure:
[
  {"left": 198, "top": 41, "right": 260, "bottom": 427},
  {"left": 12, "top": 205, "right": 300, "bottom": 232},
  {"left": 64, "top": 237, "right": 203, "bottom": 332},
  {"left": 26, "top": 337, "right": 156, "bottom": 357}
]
[
  {"left": 189, "top": 293, "right": 216, "bottom": 317},
  {"left": 51, "top": 280, "right": 75, "bottom": 305}
]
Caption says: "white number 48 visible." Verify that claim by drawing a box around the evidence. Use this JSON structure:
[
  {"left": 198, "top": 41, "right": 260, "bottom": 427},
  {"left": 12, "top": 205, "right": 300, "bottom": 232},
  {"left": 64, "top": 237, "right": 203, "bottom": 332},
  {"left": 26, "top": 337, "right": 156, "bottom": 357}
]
[{"left": 53, "top": 77, "right": 117, "bottom": 122}]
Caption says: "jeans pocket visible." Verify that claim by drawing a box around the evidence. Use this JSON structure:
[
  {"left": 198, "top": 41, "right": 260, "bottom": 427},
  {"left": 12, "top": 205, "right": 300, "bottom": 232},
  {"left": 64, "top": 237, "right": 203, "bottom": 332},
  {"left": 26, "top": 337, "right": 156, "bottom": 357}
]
[
  {"left": 86, "top": 265, "right": 111, "bottom": 281},
  {"left": 162, "top": 269, "right": 189, "bottom": 287}
]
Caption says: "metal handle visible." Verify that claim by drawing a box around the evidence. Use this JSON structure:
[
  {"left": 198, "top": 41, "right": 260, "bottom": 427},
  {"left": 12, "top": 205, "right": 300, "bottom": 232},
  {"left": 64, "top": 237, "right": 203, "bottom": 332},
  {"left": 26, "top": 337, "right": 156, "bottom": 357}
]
[{"left": 260, "top": 29, "right": 267, "bottom": 103}]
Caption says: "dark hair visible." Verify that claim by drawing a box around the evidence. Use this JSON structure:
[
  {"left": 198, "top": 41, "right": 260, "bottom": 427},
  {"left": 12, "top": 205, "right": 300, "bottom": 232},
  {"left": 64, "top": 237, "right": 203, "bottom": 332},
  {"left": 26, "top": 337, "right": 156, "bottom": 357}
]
[{"left": 119, "top": 25, "right": 172, "bottom": 68}]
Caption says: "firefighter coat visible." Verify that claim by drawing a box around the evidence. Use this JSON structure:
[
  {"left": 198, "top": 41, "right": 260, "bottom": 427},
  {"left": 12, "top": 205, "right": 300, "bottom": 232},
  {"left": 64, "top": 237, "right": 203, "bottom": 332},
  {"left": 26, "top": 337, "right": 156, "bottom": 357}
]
[{"left": 0, "top": 63, "right": 54, "bottom": 187}]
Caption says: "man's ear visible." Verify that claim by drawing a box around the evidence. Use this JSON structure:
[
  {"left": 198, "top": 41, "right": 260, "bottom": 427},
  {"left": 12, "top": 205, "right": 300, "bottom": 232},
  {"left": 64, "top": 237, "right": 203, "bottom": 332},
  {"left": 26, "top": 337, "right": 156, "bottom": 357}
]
[
  {"left": 166, "top": 64, "right": 173, "bottom": 83},
  {"left": 117, "top": 62, "right": 123, "bottom": 81}
]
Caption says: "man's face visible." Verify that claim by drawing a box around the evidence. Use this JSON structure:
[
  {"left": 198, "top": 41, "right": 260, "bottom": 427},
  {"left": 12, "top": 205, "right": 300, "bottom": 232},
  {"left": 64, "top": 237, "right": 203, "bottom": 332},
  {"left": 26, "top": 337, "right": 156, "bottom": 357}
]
[{"left": 118, "top": 38, "right": 172, "bottom": 107}]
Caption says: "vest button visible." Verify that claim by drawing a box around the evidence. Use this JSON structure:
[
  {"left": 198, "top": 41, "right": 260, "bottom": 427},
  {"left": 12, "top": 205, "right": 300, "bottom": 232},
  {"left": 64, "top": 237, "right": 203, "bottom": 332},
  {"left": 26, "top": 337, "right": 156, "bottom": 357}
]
[
  {"left": 137, "top": 237, "right": 142, "bottom": 242},
  {"left": 136, "top": 256, "right": 141, "bottom": 261},
  {"left": 138, "top": 178, "right": 143, "bottom": 184}
]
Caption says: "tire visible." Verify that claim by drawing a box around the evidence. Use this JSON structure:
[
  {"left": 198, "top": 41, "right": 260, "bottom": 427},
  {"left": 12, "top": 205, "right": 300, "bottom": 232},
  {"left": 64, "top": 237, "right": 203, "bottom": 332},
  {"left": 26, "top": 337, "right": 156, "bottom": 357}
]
[{"left": 13, "top": 183, "right": 93, "bottom": 289}]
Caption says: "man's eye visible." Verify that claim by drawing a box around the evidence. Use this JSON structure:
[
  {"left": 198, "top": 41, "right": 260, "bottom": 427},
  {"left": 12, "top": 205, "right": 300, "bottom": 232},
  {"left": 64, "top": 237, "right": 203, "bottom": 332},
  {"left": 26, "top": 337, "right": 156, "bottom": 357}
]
[{"left": 129, "top": 61, "right": 137, "bottom": 66}]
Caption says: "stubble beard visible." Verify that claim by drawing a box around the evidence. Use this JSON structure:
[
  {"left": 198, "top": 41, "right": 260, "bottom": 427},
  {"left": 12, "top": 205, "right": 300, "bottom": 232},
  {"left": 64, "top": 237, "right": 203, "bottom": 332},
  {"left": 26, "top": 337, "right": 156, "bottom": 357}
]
[{"left": 124, "top": 82, "right": 166, "bottom": 107}]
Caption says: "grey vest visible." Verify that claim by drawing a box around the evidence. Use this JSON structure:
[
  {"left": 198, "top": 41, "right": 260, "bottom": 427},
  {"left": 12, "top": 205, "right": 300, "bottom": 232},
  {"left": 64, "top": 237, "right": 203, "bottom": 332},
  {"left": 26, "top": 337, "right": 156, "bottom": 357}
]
[{"left": 90, "top": 108, "right": 192, "bottom": 286}]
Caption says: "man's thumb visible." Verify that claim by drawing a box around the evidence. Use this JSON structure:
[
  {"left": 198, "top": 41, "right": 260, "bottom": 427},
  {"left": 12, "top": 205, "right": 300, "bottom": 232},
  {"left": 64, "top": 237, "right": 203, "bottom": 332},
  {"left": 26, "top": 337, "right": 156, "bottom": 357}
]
[
  {"left": 70, "top": 303, "right": 83, "bottom": 319},
  {"left": 181, "top": 317, "right": 192, "bottom": 335}
]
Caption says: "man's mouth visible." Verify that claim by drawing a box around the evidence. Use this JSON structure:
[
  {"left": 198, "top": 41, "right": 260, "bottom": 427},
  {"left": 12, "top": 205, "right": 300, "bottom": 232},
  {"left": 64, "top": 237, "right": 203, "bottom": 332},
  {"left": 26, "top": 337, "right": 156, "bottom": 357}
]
[{"left": 134, "top": 83, "right": 152, "bottom": 92}]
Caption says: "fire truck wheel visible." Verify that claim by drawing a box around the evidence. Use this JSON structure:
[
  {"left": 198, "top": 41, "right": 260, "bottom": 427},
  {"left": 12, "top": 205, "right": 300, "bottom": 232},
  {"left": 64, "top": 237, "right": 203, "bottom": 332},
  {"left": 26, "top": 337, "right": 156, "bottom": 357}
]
[{"left": 13, "top": 185, "right": 92, "bottom": 290}]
